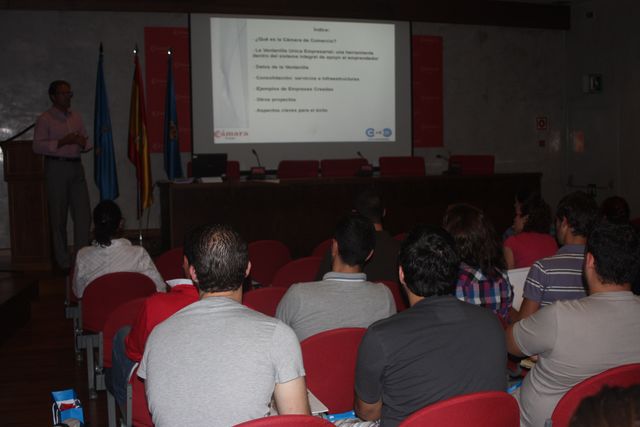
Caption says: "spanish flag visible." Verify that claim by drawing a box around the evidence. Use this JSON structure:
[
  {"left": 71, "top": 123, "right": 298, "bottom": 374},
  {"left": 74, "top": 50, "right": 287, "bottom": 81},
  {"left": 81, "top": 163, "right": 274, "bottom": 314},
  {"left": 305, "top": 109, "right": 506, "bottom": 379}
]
[{"left": 127, "top": 48, "right": 153, "bottom": 217}]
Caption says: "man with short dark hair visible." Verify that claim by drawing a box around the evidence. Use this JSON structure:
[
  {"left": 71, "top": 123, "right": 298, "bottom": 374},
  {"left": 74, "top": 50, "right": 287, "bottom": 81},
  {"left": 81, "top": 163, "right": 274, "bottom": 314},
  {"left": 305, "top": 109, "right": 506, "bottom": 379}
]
[
  {"left": 515, "top": 191, "right": 599, "bottom": 320},
  {"left": 139, "top": 225, "right": 309, "bottom": 426},
  {"left": 33, "top": 80, "right": 92, "bottom": 270},
  {"left": 507, "top": 221, "right": 640, "bottom": 427},
  {"left": 276, "top": 214, "right": 396, "bottom": 341},
  {"left": 354, "top": 225, "right": 506, "bottom": 427},
  {"left": 315, "top": 189, "right": 401, "bottom": 282}
]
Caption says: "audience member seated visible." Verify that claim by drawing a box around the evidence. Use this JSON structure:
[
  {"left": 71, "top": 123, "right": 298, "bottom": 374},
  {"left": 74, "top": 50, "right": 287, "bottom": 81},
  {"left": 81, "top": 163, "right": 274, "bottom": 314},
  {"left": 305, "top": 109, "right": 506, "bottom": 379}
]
[
  {"left": 503, "top": 191, "right": 557, "bottom": 269},
  {"left": 599, "top": 195, "right": 631, "bottom": 224},
  {"left": 354, "top": 225, "right": 507, "bottom": 427},
  {"left": 276, "top": 214, "right": 396, "bottom": 341},
  {"left": 315, "top": 189, "right": 401, "bottom": 283},
  {"left": 443, "top": 203, "right": 513, "bottom": 324},
  {"left": 139, "top": 225, "right": 309, "bottom": 427},
  {"left": 73, "top": 200, "right": 165, "bottom": 297},
  {"left": 106, "top": 231, "right": 200, "bottom": 410},
  {"left": 569, "top": 385, "right": 640, "bottom": 427},
  {"left": 507, "top": 221, "right": 640, "bottom": 427},
  {"left": 513, "top": 191, "right": 598, "bottom": 321}
]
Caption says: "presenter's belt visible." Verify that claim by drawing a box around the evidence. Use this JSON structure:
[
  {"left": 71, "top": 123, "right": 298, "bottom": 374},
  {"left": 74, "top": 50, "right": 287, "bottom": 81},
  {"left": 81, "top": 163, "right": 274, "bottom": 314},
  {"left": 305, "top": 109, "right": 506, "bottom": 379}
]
[{"left": 45, "top": 156, "right": 81, "bottom": 162}]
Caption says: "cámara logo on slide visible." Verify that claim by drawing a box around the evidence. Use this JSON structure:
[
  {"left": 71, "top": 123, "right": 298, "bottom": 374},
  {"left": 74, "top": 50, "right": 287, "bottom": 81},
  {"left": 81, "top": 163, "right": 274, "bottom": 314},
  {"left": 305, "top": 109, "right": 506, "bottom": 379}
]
[{"left": 214, "top": 130, "right": 249, "bottom": 139}]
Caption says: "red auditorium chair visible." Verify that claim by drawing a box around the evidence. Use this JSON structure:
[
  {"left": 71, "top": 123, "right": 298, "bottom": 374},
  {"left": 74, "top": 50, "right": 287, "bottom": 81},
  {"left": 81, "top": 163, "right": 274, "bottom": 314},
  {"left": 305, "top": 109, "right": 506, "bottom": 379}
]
[
  {"left": 243, "top": 287, "right": 288, "bottom": 317},
  {"left": 226, "top": 160, "right": 241, "bottom": 180},
  {"left": 277, "top": 160, "right": 319, "bottom": 179},
  {"left": 551, "top": 363, "right": 640, "bottom": 427},
  {"left": 379, "top": 280, "right": 408, "bottom": 312},
  {"left": 77, "top": 272, "right": 157, "bottom": 398},
  {"left": 301, "top": 328, "right": 366, "bottom": 414},
  {"left": 130, "top": 365, "right": 154, "bottom": 427},
  {"left": 186, "top": 159, "right": 241, "bottom": 180},
  {"left": 378, "top": 156, "right": 425, "bottom": 177},
  {"left": 311, "top": 238, "right": 332, "bottom": 258},
  {"left": 104, "top": 297, "right": 147, "bottom": 427},
  {"left": 248, "top": 240, "right": 292, "bottom": 287},
  {"left": 271, "top": 257, "right": 322, "bottom": 289},
  {"left": 320, "top": 158, "right": 368, "bottom": 177},
  {"left": 449, "top": 155, "right": 495, "bottom": 175},
  {"left": 235, "top": 415, "right": 334, "bottom": 426},
  {"left": 153, "top": 246, "right": 184, "bottom": 282},
  {"left": 398, "top": 391, "right": 519, "bottom": 427}
]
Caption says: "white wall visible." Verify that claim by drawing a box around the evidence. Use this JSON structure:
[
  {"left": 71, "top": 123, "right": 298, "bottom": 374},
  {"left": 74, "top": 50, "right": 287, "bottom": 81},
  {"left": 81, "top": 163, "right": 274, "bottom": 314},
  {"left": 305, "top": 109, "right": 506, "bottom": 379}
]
[{"left": 5, "top": 6, "right": 635, "bottom": 249}]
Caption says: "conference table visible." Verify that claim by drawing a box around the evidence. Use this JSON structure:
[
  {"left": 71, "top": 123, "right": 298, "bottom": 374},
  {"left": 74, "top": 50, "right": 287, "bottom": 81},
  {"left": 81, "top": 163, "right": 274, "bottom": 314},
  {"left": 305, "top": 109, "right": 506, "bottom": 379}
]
[{"left": 159, "top": 173, "right": 540, "bottom": 258}]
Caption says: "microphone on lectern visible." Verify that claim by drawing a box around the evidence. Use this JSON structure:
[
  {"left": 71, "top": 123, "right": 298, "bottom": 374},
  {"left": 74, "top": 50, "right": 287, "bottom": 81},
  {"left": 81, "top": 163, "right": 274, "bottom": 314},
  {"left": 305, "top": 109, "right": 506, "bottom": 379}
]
[
  {"left": 356, "top": 151, "right": 373, "bottom": 177},
  {"left": 249, "top": 148, "right": 266, "bottom": 180}
]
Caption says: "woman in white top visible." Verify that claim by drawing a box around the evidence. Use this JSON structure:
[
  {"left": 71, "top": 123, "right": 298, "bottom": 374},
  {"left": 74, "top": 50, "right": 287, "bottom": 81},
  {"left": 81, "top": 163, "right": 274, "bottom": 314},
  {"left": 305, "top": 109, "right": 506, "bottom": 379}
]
[{"left": 72, "top": 200, "right": 166, "bottom": 298}]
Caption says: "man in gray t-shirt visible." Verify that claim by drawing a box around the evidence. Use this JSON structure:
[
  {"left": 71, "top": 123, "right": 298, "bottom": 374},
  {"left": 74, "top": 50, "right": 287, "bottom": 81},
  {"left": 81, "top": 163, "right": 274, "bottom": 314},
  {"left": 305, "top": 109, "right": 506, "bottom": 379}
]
[
  {"left": 508, "top": 222, "right": 640, "bottom": 427},
  {"left": 139, "top": 225, "right": 309, "bottom": 427},
  {"left": 276, "top": 214, "right": 396, "bottom": 341}
]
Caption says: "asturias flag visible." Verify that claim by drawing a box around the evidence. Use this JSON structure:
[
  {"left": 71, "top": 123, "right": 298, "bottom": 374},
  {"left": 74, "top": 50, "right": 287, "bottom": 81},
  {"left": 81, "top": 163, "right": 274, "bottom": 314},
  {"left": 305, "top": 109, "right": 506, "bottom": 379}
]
[
  {"left": 127, "top": 49, "right": 153, "bottom": 217},
  {"left": 163, "top": 49, "right": 183, "bottom": 181},
  {"left": 93, "top": 44, "right": 119, "bottom": 201}
]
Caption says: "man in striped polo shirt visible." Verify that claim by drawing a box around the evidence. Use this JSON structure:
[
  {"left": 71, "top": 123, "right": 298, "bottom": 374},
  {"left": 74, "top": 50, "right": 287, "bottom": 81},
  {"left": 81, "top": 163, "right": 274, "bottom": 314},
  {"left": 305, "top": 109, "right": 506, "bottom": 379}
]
[{"left": 514, "top": 191, "right": 598, "bottom": 320}]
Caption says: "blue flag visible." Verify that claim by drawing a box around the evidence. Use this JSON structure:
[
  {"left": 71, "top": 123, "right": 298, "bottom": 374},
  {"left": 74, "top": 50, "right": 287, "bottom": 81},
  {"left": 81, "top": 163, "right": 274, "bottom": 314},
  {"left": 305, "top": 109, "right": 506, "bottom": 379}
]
[
  {"left": 164, "top": 50, "right": 183, "bottom": 180},
  {"left": 93, "top": 44, "right": 119, "bottom": 200}
]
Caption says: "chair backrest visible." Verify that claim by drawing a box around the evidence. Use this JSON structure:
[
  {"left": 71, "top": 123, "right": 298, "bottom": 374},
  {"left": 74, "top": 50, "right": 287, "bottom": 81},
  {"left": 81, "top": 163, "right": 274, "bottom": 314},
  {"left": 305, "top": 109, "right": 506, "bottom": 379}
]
[
  {"left": 102, "top": 297, "right": 146, "bottom": 368},
  {"left": 153, "top": 247, "right": 184, "bottom": 282},
  {"left": 277, "top": 160, "right": 319, "bottom": 179},
  {"left": 271, "top": 257, "right": 322, "bottom": 289},
  {"left": 235, "top": 415, "right": 334, "bottom": 426},
  {"left": 243, "top": 287, "right": 288, "bottom": 317},
  {"left": 551, "top": 363, "right": 640, "bottom": 427},
  {"left": 320, "top": 158, "right": 368, "bottom": 177},
  {"left": 506, "top": 267, "right": 530, "bottom": 311},
  {"left": 379, "top": 156, "right": 425, "bottom": 177},
  {"left": 82, "top": 272, "right": 157, "bottom": 333},
  {"left": 311, "top": 238, "right": 332, "bottom": 258},
  {"left": 399, "top": 391, "right": 519, "bottom": 427},
  {"left": 301, "top": 327, "right": 366, "bottom": 414},
  {"left": 449, "top": 155, "right": 495, "bottom": 175},
  {"left": 131, "top": 365, "right": 154, "bottom": 427},
  {"left": 248, "top": 240, "right": 292, "bottom": 287},
  {"left": 379, "top": 280, "right": 408, "bottom": 312},
  {"left": 227, "top": 160, "right": 241, "bottom": 180}
]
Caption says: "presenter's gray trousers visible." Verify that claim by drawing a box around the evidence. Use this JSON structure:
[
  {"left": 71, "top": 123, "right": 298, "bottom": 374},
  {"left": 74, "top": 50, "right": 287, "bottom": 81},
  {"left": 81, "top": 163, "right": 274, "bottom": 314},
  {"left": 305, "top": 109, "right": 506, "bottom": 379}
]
[{"left": 44, "top": 157, "right": 91, "bottom": 269}]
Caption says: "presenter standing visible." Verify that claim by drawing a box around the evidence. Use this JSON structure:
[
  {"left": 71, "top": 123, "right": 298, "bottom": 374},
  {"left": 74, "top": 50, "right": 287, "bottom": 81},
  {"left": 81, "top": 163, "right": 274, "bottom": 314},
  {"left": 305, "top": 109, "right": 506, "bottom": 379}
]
[{"left": 33, "top": 80, "right": 92, "bottom": 271}]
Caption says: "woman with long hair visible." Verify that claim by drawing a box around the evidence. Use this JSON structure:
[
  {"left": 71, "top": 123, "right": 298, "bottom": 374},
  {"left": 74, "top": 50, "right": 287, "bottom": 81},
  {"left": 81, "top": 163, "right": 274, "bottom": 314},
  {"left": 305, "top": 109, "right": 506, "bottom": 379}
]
[
  {"left": 443, "top": 203, "right": 513, "bottom": 324},
  {"left": 503, "top": 190, "right": 557, "bottom": 269}
]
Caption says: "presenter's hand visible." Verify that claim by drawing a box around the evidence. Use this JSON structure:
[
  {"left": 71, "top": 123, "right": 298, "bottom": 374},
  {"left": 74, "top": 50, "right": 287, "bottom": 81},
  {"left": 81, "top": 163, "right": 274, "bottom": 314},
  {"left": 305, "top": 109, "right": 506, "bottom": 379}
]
[{"left": 58, "top": 132, "right": 87, "bottom": 148}]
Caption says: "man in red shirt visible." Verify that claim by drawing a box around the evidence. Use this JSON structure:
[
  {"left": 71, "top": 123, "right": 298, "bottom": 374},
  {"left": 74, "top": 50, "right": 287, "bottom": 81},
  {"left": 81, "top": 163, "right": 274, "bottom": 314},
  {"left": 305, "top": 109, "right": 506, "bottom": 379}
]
[{"left": 106, "top": 249, "right": 198, "bottom": 410}]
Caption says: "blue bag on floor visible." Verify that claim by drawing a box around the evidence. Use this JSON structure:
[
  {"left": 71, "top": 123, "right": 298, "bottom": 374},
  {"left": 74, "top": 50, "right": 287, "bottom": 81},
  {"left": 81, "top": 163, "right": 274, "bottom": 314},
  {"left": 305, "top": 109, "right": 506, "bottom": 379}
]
[{"left": 51, "top": 389, "right": 84, "bottom": 426}]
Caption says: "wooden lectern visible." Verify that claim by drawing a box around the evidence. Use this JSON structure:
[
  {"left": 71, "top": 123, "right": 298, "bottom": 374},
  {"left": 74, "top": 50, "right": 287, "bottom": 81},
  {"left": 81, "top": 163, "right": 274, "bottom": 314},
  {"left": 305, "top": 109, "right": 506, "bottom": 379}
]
[{"left": 0, "top": 140, "right": 52, "bottom": 270}]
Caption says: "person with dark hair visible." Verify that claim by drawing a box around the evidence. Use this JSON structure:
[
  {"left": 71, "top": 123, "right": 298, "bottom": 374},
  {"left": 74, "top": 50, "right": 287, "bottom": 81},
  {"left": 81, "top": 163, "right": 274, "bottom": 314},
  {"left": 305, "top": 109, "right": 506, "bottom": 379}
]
[
  {"left": 354, "top": 225, "right": 506, "bottom": 427},
  {"left": 276, "top": 214, "right": 395, "bottom": 341},
  {"left": 569, "top": 385, "right": 640, "bottom": 427},
  {"left": 443, "top": 203, "right": 513, "bottom": 323},
  {"left": 599, "top": 195, "right": 631, "bottom": 224},
  {"left": 514, "top": 191, "right": 599, "bottom": 321},
  {"left": 315, "top": 189, "right": 401, "bottom": 282},
  {"left": 507, "top": 221, "right": 640, "bottom": 427},
  {"left": 503, "top": 191, "right": 557, "bottom": 269},
  {"left": 33, "top": 80, "right": 92, "bottom": 271},
  {"left": 72, "top": 200, "right": 165, "bottom": 297},
  {"left": 139, "top": 224, "right": 309, "bottom": 426}
]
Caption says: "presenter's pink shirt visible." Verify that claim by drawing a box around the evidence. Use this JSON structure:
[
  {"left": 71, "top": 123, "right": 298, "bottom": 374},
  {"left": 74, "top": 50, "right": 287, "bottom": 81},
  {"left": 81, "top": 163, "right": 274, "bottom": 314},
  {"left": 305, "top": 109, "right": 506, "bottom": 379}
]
[
  {"left": 504, "top": 232, "right": 558, "bottom": 269},
  {"left": 33, "top": 107, "right": 91, "bottom": 158}
]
